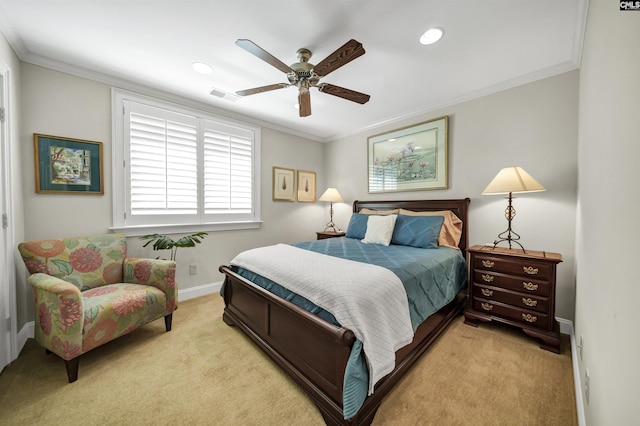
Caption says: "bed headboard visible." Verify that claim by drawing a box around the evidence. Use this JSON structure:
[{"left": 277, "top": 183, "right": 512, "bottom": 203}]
[{"left": 352, "top": 198, "right": 471, "bottom": 254}]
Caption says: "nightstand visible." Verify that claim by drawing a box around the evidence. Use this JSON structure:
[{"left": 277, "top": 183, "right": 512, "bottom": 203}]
[
  {"left": 316, "top": 231, "right": 346, "bottom": 240},
  {"left": 464, "top": 245, "right": 563, "bottom": 353}
]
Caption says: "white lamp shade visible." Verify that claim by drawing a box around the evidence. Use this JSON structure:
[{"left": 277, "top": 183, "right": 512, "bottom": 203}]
[
  {"left": 482, "top": 167, "right": 546, "bottom": 195},
  {"left": 319, "top": 188, "right": 343, "bottom": 203}
]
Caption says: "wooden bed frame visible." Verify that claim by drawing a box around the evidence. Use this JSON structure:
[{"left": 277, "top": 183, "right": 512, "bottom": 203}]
[{"left": 219, "top": 198, "right": 470, "bottom": 425}]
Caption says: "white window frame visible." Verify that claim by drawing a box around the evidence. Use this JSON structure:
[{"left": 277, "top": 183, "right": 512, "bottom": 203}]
[{"left": 112, "top": 89, "right": 261, "bottom": 236}]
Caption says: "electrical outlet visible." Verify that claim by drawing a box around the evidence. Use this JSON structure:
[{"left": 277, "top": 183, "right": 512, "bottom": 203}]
[
  {"left": 189, "top": 263, "right": 198, "bottom": 275},
  {"left": 584, "top": 368, "right": 590, "bottom": 405}
]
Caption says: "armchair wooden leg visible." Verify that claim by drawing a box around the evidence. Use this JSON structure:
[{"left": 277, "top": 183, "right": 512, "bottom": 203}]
[
  {"left": 65, "top": 358, "right": 80, "bottom": 383},
  {"left": 164, "top": 313, "right": 173, "bottom": 332}
]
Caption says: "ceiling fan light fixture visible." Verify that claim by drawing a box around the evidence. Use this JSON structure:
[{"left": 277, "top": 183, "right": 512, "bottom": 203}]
[
  {"left": 192, "top": 62, "right": 213, "bottom": 74},
  {"left": 419, "top": 27, "right": 444, "bottom": 45},
  {"left": 234, "top": 38, "right": 369, "bottom": 117}
]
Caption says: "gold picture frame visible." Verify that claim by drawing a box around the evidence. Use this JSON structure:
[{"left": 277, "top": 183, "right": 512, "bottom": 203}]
[
  {"left": 297, "top": 170, "right": 316, "bottom": 202},
  {"left": 34, "top": 133, "right": 104, "bottom": 195},
  {"left": 367, "top": 116, "right": 448, "bottom": 193},
  {"left": 272, "top": 166, "right": 295, "bottom": 201}
]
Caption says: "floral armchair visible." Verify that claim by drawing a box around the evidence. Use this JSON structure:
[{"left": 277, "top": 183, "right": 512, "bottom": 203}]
[{"left": 18, "top": 233, "right": 176, "bottom": 382}]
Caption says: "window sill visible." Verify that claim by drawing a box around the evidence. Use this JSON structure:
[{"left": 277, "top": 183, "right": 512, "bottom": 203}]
[{"left": 110, "top": 221, "right": 262, "bottom": 237}]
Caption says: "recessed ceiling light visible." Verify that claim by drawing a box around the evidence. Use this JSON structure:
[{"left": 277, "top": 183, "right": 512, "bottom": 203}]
[
  {"left": 419, "top": 27, "right": 444, "bottom": 45},
  {"left": 192, "top": 62, "right": 213, "bottom": 74}
]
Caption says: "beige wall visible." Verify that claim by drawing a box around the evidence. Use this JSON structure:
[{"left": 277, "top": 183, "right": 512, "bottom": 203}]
[
  {"left": 326, "top": 71, "right": 579, "bottom": 321},
  {"left": 16, "top": 63, "right": 326, "bottom": 330},
  {"left": 576, "top": 1, "right": 640, "bottom": 423}
]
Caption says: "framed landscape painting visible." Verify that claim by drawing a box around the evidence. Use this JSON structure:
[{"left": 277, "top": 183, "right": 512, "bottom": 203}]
[
  {"left": 367, "top": 116, "right": 448, "bottom": 193},
  {"left": 34, "top": 134, "right": 104, "bottom": 194}
]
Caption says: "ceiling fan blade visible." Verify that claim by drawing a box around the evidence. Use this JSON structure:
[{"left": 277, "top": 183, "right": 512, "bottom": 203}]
[
  {"left": 318, "top": 83, "right": 370, "bottom": 104},
  {"left": 236, "top": 39, "right": 293, "bottom": 74},
  {"left": 236, "top": 83, "right": 290, "bottom": 97},
  {"left": 313, "top": 39, "right": 365, "bottom": 77},
  {"left": 298, "top": 91, "right": 311, "bottom": 117}
]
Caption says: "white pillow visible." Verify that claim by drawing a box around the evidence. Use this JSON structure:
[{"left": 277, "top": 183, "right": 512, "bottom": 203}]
[{"left": 361, "top": 214, "right": 397, "bottom": 246}]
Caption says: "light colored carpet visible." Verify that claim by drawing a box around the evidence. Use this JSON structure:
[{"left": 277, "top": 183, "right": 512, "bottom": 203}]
[{"left": 0, "top": 294, "right": 577, "bottom": 425}]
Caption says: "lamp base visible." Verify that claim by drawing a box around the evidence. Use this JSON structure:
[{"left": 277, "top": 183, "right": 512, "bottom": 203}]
[
  {"left": 492, "top": 193, "right": 526, "bottom": 252},
  {"left": 492, "top": 225, "right": 526, "bottom": 252},
  {"left": 323, "top": 221, "right": 342, "bottom": 232},
  {"left": 323, "top": 201, "right": 341, "bottom": 232}
]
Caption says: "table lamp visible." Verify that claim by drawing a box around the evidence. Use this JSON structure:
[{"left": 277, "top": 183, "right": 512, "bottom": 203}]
[
  {"left": 482, "top": 167, "right": 545, "bottom": 251},
  {"left": 319, "top": 188, "right": 343, "bottom": 232}
]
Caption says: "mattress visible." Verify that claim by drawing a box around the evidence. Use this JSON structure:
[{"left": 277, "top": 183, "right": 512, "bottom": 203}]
[{"left": 229, "top": 237, "right": 467, "bottom": 419}]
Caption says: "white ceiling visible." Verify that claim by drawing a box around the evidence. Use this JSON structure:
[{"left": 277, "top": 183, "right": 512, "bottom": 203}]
[{"left": 0, "top": 1, "right": 587, "bottom": 142}]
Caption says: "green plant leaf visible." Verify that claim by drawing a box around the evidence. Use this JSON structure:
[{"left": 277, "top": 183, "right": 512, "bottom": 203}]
[{"left": 138, "top": 232, "right": 207, "bottom": 262}]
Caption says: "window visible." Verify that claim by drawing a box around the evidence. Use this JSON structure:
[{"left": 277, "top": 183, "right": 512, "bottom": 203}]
[{"left": 112, "top": 90, "right": 261, "bottom": 235}]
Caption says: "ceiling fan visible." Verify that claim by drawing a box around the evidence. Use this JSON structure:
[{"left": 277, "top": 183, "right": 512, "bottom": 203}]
[{"left": 234, "top": 38, "right": 371, "bottom": 117}]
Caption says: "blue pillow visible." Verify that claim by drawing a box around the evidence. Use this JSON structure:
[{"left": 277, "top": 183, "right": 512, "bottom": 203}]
[
  {"left": 345, "top": 213, "right": 369, "bottom": 239},
  {"left": 391, "top": 214, "right": 444, "bottom": 249}
]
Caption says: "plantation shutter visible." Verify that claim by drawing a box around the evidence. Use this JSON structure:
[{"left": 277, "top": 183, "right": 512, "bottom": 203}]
[
  {"left": 127, "top": 101, "right": 198, "bottom": 216},
  {"left": 203, "top": 120, "right": 254, "bottom": 215},
  {"left": 118, "top": 96, "right": 258, "bottom": 230}
]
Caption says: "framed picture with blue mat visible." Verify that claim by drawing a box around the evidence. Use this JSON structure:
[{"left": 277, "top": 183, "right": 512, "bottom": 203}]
[{"left": 34, "top": 134, "right": 103, "bottom": 195}]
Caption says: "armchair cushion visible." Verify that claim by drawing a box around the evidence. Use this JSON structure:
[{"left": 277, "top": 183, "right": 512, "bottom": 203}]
[
  {"left": 18, "top": 233, "right": 177, "bottom": 381},
  {"left": 19, "top": 234, "right": 128, "bottom": 291}
]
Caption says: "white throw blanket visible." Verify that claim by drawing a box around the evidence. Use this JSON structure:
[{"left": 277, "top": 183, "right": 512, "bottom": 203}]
[{"left": 230, "top": 244, "right": 414, "bottom": 394}]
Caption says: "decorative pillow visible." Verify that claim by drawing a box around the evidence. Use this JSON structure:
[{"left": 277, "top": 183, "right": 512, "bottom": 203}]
[
  {"left": 359, "top": 208, "right": 400, "bottom": 215},
  {"left": 361, "top": 215, "right": 397, "bottom": 246},
  {"left": 391, "top": 215, "right": 444, "bottom": 249},
  {"left": 345, "top": 213, "right": 369, "bottom": 239},
  {"left": 398, "top": 209, "right": 463, "bottom": 249}
]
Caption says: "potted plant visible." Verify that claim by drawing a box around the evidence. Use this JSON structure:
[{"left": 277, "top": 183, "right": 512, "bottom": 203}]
[{"left": 139, "top": 232, "right": 208, "bottom": 261}]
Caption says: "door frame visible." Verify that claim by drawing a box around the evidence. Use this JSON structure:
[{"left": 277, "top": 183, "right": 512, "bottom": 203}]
[{"left": 0, "top": 61, "right": 18, "bottom": 370}]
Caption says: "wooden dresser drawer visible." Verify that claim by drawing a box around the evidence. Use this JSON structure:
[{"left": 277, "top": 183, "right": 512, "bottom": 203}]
[
  {"left": 473, "top": 254, "right": 553, "bottom": 280},
  {"left": 472, "top": 270, "right": 550, "bottom": 296},
  {"left": 473, "top": 284, "right": 549, "bottom": 313},
  {"left": 472, "top": 297, "right": 551, "bottom": 329}
]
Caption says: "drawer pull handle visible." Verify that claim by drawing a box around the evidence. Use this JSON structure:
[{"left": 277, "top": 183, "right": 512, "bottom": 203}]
[
  {"left": 481, "top": 274, "right": 494, "bottom": 283},
  {"left": 522, "top": 313, "right": 538, "bottom": 323},
  {"left": 481, "top": 288, "right": 494, "bottom": 297},
  {"left": 481, "top": 302, "right": 493, "bottom": 311},
  {"left": 523, "top": 282, "right": 538, "bottom": 291},
  {"left": 482, "top": 260, "right": 495, "bottom": 268},
  {"left": 522, "top": 297, "right": 538, "bottom": 307},
  {"left": 523, "top": 266, "right": 539, "bottom": 275}
]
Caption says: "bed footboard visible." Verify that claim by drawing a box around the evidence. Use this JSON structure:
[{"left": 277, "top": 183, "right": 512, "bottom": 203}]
[{"left": 220, "top": 265, "right": 356, "bottom": 413}]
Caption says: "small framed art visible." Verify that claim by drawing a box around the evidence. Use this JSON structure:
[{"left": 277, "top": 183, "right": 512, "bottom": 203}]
[
  {"left": 34, "top": 134, "right": 104, "bottom": 195},
  {"left": 297, "top": 170, "right": 316, "bottom": 202},
  {"left": 272, "top": 166, "right": 295, "bottom": 201}
]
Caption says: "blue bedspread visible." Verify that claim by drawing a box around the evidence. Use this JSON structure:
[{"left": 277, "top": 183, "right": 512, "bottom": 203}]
[{"left": 229, "top": 237, "right": 467, "bottom": 419}]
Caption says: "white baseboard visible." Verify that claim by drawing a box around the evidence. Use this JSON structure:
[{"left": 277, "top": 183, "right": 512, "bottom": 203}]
[
  {"left": 557, "top": 317, "right": 586, "bottom": 426},
  {"left": 177, "top": 281, "right": 222, "bottom": 301},
  {"left": 16, "top": 320, "right": 34, "bottom": 354}
]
